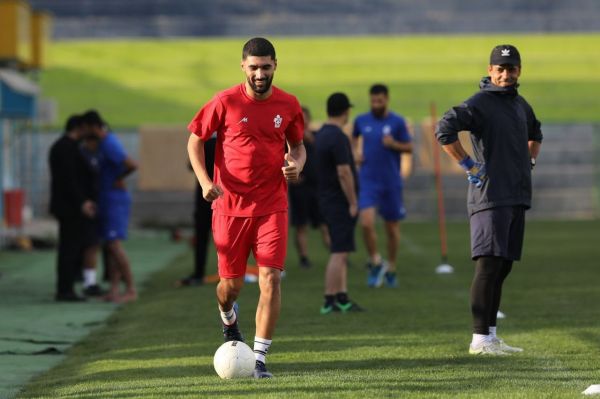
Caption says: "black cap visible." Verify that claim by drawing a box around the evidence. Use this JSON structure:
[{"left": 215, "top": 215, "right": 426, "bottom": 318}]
[
  {"left": 64, "top": 114, "right": 83, "bottom": 133},
  {"left": 490, "top": 44, "right": 521, "bottom": 66},
  {"left": 327, "top": 92, "right": 353, "bottom": 117}
]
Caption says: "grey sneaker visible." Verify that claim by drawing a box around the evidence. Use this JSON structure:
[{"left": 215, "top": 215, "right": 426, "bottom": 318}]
[
  {"left": 253, "top": 360, "right": 273, "bottom": 379},
  {"left": 469, "top": 341, "right": 508, "bottom": 356},
  {"left": 492, "top": 337, "right": 523, "bottom": 353}
]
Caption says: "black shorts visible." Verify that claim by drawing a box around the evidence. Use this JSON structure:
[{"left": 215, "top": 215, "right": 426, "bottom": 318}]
[
  {"left": 470, "top": 206, "right": 526, "bottom": 261},
  {"left": 289, "top": 184, "right": 323, "bottom": 227},
  {"left": 321, "top": 205, "right": 357, "bottom": 253}
]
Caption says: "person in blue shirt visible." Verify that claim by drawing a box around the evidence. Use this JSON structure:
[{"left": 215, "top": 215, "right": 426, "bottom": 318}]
[
  {"left": 352, "top": 84, "right": 412, "bottom": 288},
  {"left": 82, "top": 110, "right": 138, "bottom": 303}
]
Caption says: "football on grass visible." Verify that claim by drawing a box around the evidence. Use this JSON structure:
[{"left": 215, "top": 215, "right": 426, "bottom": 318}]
[{"left": 213, "top": 340, "right": 255, "bottom": 379}]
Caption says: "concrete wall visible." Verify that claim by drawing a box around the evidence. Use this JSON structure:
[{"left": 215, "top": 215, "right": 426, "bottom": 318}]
[{"left": 19, "top": 123, "right": 599, "bottom": 228}]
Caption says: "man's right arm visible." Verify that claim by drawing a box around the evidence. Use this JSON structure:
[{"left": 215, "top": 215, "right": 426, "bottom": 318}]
[
  {"left": 336, "top": 164, "right": 358, "bottom": 218},
  {"left": 188, "top": 134, "right": 223, "bottom": 201},
  {"left": 436, "top": 102, "right": 486, "bottom": 187}
]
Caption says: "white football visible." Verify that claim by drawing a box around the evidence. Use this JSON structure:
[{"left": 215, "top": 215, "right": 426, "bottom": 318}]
[{"left": 213, "top": 340, "right": 255, "bottom": 379}]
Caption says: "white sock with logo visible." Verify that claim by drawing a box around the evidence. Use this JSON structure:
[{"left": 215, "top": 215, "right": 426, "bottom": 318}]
[
  {"left": 253, "top": 337, "right": 272, "bottom": 364},
  {"left": 471, "top": 333, "right": 490, "bottom": 348},
  {"left": 83, "top": 269, "right": 97, "bottom": 288},
  {"left": 219, "top": 306, "right": 236, "bottom": 326},
  {"left": 489, "top": 326, "right": 497, "bottom": 338}
]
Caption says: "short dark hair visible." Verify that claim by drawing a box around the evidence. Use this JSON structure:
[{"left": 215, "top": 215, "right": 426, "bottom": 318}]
[
  {"left": 242, "top": 37, "right": 276, "bottom": 60},
  {"left": 81, "top": 109, "right": 105, "bottom": 128},
  {"left": 327, "top": 92, "right": 352, "bottom": 117},
  {"left": 370, "top": 84, "right": 388, "bottom": 96},
  {"left": 64, "top": 114, "right": 83, "bottom": 133}
]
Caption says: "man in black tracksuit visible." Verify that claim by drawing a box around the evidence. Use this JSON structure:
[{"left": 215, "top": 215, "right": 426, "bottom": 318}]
[
  {"left": 49, "top": 115, "right": 97, "bottom": 301},
  {"left": 435, "top": 45, "right": 543, "bottom": 355}
]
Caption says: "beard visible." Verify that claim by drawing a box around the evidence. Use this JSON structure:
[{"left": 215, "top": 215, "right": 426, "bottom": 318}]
[
  {"left": 371, "top": 107, "right": 386, "bottom": 119},
  {"left": 247, "top": 75, "right": 273, "bottom": 95}
]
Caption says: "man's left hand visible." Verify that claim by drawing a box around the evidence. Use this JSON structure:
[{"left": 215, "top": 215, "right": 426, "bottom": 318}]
[
  {"left": 282, "top": 153, "right": 301, "bottom": 182},
  {"left": 113, "top": 179, "right": 126, "bottom": 189}
]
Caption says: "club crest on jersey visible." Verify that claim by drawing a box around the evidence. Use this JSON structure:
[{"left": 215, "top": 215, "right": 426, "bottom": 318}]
[{"left": 274, "top": 114, "right": 283, "bottom": 128}]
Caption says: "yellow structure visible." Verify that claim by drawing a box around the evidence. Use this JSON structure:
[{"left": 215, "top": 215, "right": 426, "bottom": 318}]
[
  {"left": 0, "top": 0, "right": 33, "bottom": 66},
  {"left": 30, "top": 11, "right": 51, "bottom": 69}
]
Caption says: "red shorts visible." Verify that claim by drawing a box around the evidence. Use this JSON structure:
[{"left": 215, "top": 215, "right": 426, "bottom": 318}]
[{"left": 212, "top": 211, "right": 288, "bottom": 279}]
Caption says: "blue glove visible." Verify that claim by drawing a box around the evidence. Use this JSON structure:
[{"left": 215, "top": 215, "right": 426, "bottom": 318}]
[{"left": 459, "top": 156, "right": 487, "bottom": 188}]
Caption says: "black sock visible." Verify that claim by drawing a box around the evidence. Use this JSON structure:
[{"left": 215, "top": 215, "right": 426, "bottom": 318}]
[
  {"left": 336, "top": 292, "right": 349, "bottom": 305},
  {"left": 324, "top": 295, "right": 335, "bottom": 307},
  {"left": 470, "top": 257, "right": 502, "bottom": 335}
]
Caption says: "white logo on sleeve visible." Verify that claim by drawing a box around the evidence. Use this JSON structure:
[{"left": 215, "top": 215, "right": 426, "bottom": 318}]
[
  {"left": 274, "top": 114, "right": 282, "bottom": 128},
  {"left": 238, "top": 117, "right": 248, "bottom": 124},
  {"left": 501, "top": 49, "right": 510, "bottom": 56}
]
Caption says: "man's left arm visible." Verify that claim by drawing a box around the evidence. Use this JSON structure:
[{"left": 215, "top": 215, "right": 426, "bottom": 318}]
[{"left": 282, "top": 141, "right": 306, "bottom": 182}]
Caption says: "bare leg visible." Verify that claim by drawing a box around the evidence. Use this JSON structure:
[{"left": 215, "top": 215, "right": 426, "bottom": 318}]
[
  {"left": 255, "top": 267, "right": 281, "bottom": 340},
  {"left": 106, "top": 240, "right": 136, "bottom": 302},
  {"left": 324, "top": 252, "right": 348, "bottom": 295},
  {"left": 360, "top": 207, "right": 380, "bottom": 263},
  {"left": 384, "top": 221, "right": 400, "bottom": 272},
  {"left": 320, "top": 224, "right": 331, "bottom": 249},
  {"left": 83, "top": 244, "right": 99, "bottom": 272},
  {"left": 216, "top": 277, "right": 244, "bottom": 312}
]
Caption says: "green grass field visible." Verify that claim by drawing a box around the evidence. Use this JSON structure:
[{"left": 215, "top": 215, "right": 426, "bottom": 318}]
[
  {"left": 15, "top": 220, "right": 600, "bottom": 398},
  {"left": 40, "top": 34, "right": 600, "bottom": 128}
]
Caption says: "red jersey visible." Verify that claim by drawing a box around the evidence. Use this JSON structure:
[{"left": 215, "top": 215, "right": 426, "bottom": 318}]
[{"left": 188, "top": 83, "right": 304, "bottom": 217}]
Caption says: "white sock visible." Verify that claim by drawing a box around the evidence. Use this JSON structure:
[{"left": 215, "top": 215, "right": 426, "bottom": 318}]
[
  {"left": 489, "top": 326, "right": 497, "bottom": 338},
  {"left": 471, "top": 333, "right": 489, "bottom": 348},
  {"left": 371, "top": 253, "right": 382, "bottom": 265},
  {"left": 219, "top": 306, "right": 236, "bottom": 326},
  {"left": 253, "top": 336, "right": 272, "bottom": 364},
  {"left": 83, "top": 269, "right": 97, "bottom": 288}
]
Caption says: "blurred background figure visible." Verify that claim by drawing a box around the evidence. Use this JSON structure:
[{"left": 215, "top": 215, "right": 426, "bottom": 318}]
[
  {"left": 352, "top": 84, "right": 413, "bottom": 288},
  {"left": 176, "top": 133, "right": 217, "bottom": 287},
  {"left": 79, "top": 134, "right": 106, "bottom": 296},
  {"left": 48, "top": 115, "right": 96, "bottom": 302},
  {"left": 83, "top": 110, "right": 138, "bottom": 303},
  {"left": 288, "top": 106, "right": 330, "bottom": 268}
]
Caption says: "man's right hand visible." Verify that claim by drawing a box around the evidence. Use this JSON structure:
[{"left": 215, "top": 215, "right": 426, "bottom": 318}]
[
  {"left": 466, "top": 162, "right": 487, "bottom": 188},
  {"left": 202, "top": 183, "right": 224, "bottom": 202},
  {"left": 81, "top": 200, "right": 96, "bottom": 218},
  {"left": 459, "top": 155, "right": 487, "bottom": 188}
]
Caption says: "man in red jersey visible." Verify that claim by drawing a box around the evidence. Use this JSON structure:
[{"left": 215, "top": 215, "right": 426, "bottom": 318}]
[{"left": 187, "top": 37, "right": 306, "bottom": 379}]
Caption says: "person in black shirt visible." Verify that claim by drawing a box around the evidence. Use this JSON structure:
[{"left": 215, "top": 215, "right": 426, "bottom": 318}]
[
  {"left": 49, "top": 115, "right": 97, "bottom": 301},
  {"left": 436, "top": 44, "right": 543, "bottom": 355},
  {"left": 288, "top": 106, "right": 330, "bottom": 268},
  {"left": 176, "top": 134, "right": 217, "bottom": 287},
  {"left": 315, "top": 93, "right": 363, "bottom": 314}
]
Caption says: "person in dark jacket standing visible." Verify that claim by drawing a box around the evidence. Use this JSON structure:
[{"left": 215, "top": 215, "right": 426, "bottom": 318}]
[
  {"left": 49, "top": 115, "right": 97, "bottom": 301},
  {"left": 435, "top": 45, "right": 542, "bottom": 355}
]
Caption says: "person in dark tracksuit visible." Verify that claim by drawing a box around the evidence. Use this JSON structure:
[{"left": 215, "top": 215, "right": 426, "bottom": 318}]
[
  {"left": 49, "top": 115, "right": 97, "bottom": 302},
  {"left": 435, "top": 45, "right": 543, "bottom": 355},
  {"left": 177, "top": 134, "right": 217, "bottom": 287}
]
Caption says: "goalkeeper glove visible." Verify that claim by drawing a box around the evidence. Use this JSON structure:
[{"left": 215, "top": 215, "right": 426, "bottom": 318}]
[{"left": 459, "top": 155, "right": 487, "bottom": 188}]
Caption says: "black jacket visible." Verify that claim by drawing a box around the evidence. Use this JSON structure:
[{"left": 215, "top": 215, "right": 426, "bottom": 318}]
[
  {"left": 435, "top": 77, "right": 543, "bottom": 215},
  {"left": 48, "top": 135, "right": 93, "bottom": 220}
]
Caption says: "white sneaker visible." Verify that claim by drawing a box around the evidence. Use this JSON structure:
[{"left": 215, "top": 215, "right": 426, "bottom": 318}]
[
  {"left": 492, "top": 337, "right": 523, "bottom": 353},
  {"left": 469, "top": 341, "right": 508, "bottom": 356}
]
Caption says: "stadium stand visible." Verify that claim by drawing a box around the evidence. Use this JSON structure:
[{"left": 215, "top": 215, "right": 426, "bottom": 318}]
[{"left": 28, "top": 0, "right": 600, "bottom": 38}]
